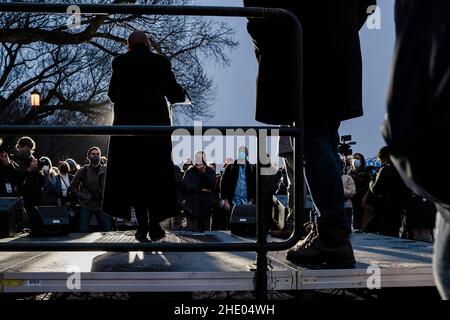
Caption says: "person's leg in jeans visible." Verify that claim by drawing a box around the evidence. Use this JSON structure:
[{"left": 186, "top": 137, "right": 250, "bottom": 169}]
[
  {"left": 94, "top": 210, "right": 112, "bottom": 232},
  {"left": 434, "top": 206, "right": 450, "bottom": 299},
  {"left": 287, "top": 121, "right": 355, "bottom": 267},
  {"left": 79, "top": 206, "right": 92, "bottom": 233},
  {"left": 305, "top": 121, "right": 349, "bottom": 231}
]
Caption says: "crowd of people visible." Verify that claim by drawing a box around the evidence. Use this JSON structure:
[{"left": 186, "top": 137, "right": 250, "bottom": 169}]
[
  {"left": 1, "top": 0, "right": 449, "bottom": 298},
  {"left": 0, "top": 137, "right": 111, "bottom": 233},
  {"left": 343, "top": 147, "right": 436, "bottom": 242},
  {"left": 0, "top": 136, "right": 290, "bottom": 236},
  {"left": 0, "top": 135, "right": 436, "bottom": 244}
]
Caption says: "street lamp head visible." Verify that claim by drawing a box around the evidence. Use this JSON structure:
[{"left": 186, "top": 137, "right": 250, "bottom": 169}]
[{"left": 31, "top": 89, "right": 40, "bottom": 109}]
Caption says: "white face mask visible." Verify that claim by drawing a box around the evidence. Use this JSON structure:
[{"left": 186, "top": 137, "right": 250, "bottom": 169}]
[
  {"left": 352, "top": 159, "right": 362, "bottom": 168},
  {"left": 42, "top": 165, "right": 50, "bottom": 174}
]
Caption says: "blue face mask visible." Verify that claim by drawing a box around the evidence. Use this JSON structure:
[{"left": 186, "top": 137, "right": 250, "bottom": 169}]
[
  {"left": 238, "top": 151, "right": 246, "bottom": 161},
  {"left": 353, "top": 159, "right": 361, "bottom": 168}
]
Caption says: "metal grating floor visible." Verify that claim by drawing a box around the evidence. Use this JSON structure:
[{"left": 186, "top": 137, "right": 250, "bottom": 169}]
[{"left": 96, "top": 232, "right": 221, "bottom": 244}]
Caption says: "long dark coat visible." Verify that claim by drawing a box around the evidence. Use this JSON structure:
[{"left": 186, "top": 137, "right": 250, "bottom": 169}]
[
  {"left": 182, "top": 166, "right": 216, "bottom": 217},
  {"left": 244, "top": 0, "right": 376, "bottom": 125},
  {"left": 103, "top": 44, "right": 185, "bottom": 220},
  {"left": 220, "top": 161, "right": 256, "bottom": 204},
  {"left": 384, "top": 0, "right": 450, "bottom": 207}
]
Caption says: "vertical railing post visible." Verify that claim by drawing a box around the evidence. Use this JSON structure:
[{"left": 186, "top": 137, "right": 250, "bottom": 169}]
[
  {"left": 288, "top": 9, "right": 305, "bottom": 240},
  {"left": 256, "top": 130, "right": 268, "bottom": 300}
]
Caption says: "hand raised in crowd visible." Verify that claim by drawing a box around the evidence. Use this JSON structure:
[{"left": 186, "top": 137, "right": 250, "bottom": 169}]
[
  {"left": 27, "top": 158, "right": 39, "bottom": 173},
  {"left": 223, "top": 199, "right": 231, "bottom": 211},
  {"left": 0, "top": 151, "right": 10, "bottom": 166}
]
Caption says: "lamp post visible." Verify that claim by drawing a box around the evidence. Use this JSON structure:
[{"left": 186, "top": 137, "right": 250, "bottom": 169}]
[{"left": 30, "top": 89, "right": 41, "bottom": 110}]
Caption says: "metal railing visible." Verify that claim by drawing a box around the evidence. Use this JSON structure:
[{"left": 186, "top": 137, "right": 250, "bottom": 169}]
[{"left": 0, "top": 2, "right": 304, "bottom": 299}]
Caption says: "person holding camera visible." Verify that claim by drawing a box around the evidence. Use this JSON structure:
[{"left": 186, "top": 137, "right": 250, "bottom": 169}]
[
  {"left": 182, "top": 151, "right": 216, "bottom": 232},
  {"left": 69, "top": 147, "right": 111, "bottom": 233},
  {"left": 0, "top": 138, "right": 25, "bottom": 197},
  {"left": 13, "top": 137, "right": 45, "bottom": 225}
]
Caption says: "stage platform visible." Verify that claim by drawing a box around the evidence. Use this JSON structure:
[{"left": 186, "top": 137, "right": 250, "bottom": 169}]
[{"left": 0, "top": 231, "right": 435, "bottom": 293}]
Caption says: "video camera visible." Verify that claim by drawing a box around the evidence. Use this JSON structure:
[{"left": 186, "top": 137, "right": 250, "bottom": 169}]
[{"left": 338, "top": 135, "right": 357, "bottom": 157}]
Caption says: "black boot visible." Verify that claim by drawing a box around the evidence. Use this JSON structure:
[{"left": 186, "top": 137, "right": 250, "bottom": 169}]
[
  {"left": 149, "top": 220, "right": 166, "bottom": 241},
  {"left": 286, "top": 223, "right": 356, "bottom": 269},
  {"left": 135, "top": 232, "right": 150, "bottom": 242}
]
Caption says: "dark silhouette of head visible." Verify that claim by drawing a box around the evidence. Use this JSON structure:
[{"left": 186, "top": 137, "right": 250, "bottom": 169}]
[
  {"left": 127, "top": 31, "right": 151, "bottom": 52},
  {"left": 378, "top": 146, "right": 391, "bottom": 164}
]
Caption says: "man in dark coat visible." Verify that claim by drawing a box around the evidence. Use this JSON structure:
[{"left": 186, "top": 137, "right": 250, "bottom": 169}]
[
  {"left": 366, "top": 146, "right": 409, "bottom": 237},
  {"left": 383, "top": 0, "right": 450, "bottom": 299},
  {"left": 182, "top": 152, "right": 216, "bottom": 232},
  {"left": 220, "top": 147, "right": 256, "bottom": 229},
  {"left": 244, "top": 0, "right": 376, "bottom": 267},
  {"left": 104, "top": 31, "right": 186, "bottom": 242},
  {"left": 220, "top": 147, "right": 256, "bottom": 209}
]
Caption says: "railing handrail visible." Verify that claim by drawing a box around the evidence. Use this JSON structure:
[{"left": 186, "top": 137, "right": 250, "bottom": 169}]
[{"left": 0, "top": 125, "right": 300, "bottom": 136}]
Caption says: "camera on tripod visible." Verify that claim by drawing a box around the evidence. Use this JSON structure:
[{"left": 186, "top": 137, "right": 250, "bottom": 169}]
[{"left": 338, "top": 135, "right": 356, "bottom": 157}]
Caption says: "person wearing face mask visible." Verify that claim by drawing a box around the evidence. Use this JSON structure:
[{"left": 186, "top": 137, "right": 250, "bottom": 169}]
[
  {"left": 39, "top": 157, "right": 59, "bottom": 206},
  {"left": 53, "top": 161, "right": 75, "bottom": 208},
  {"left": 348, "top": 153, "right": 371, "bottom": 232},
  {"left": 220, "top": 146, "right": 256, "bottom": 229},
  {"left": 69, "top": 147, "right": 111, "bottom": 233}
]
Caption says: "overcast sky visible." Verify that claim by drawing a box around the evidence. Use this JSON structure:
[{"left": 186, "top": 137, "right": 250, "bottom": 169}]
[{"left": 173, "top": 0, "right": 396, "bottom": 166}]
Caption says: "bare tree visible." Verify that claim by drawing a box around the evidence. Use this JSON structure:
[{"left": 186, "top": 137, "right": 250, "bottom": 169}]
[{"left": 0, "top": 0, "right": 238, "bottom": 125}]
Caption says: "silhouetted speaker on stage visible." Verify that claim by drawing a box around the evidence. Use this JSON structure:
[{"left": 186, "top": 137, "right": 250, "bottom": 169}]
[
  {"left": 0, "top": 197, "right": 23, "bottom": 238},
  {"left": 30, "top": 206, "right": 70, "bottom": 236},
  {"left": 104, "top": 31, "right": 187, "bottom": 242}
]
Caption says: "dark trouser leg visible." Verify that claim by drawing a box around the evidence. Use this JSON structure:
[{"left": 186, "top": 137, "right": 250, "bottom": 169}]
[
  {"left": 200, "top": 215, "right": 211, "bottom": 232},
  {"left": 79, "top": 206, "right": 92, "bottom": 233},
  {"left": 94, "top": 210, "right": 112, "bottom": 232},
  {"left": 283, "top": 152, "right": 295, "bottom": 212},
  {"left": 304, "top": 121, "right": 349, "bottom": 232},
  {"left": 434, "top": 206, "right": 450, "bottom": 300},
  {"left": 352, "top": 204, "right": 363, "bottom": 230},
  {"left": 134, "top": 206, "right": 149, "bottom": 236}
]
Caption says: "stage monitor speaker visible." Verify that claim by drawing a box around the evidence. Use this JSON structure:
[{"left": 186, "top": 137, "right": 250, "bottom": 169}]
[
  {"left": 230, "top": 204, "right": 256, "bottom": 236},
  {"left": 0, "top": 197, "right": 23, "bottom": 238},
  {"left": 31, "top": 206, "right": 70, "bottom": 236}
]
